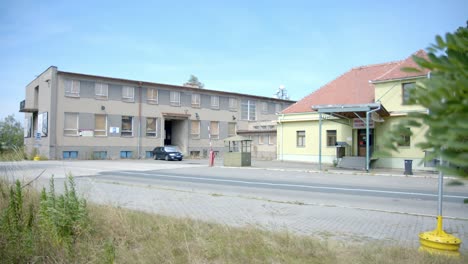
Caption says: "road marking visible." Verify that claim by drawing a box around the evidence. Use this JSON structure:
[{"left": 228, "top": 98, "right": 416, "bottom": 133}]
[{"left": 115, "top": 171, "right": 468, "bottom": 200}]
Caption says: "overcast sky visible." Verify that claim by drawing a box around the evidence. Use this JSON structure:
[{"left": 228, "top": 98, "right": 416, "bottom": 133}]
[{"left": 1, "top": 0, "right": 466, "bottom": 120}]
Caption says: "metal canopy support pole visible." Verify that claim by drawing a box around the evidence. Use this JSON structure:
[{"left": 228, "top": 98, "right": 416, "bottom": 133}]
[
  {"left": 319, "top": 113, "right": 322, "bottom": 171},
  {"left": 438, "top": 155, "right": 444, "bottom": 217},
  {"left": 365, "top": 111, "right": 370, "bottom": 172}
]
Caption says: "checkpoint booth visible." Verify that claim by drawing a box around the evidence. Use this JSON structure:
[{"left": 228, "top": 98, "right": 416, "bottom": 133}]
[{"left": 223, "top": 135, "right": 252, "bottom": 167}]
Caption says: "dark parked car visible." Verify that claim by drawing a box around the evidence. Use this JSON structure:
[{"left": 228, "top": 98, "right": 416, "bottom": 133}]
[{"left": 153, "top": 146, "right": 183, "bottom": 161}]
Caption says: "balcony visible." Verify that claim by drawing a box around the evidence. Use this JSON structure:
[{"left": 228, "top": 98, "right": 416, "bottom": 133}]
[{"left": 19, "top": 100, "right": 38, "bottom": 113}]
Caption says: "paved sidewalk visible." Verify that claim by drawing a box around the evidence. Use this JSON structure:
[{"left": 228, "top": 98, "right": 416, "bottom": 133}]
[
  {"left": 72, "top": 176, "right": 468, "bottom": 252},
  {"left": 219, "top": 159, "right": 442, "bottom": 179}
]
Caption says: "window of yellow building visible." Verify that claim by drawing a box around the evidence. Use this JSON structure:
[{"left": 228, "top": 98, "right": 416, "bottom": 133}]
[
  {"left": 402, "top": 82, "right": 415, "bottom": 105},
  {"left": 327, "top": 130, "right": 337, "bottom": 146},
  {"left": 296, "top": 131, "right": 305, "bottom": 147}
]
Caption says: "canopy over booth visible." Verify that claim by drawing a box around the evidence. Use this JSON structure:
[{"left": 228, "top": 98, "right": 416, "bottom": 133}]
[{"left": 312, "top": 102, "right": 389, "bottom": 171}]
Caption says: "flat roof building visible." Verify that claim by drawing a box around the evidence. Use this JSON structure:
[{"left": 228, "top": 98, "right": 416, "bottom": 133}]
[{"left": 20, "top": 66, "right": 294, "bottom": 160}]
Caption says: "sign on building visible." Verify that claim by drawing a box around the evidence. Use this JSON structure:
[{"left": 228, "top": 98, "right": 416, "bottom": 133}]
[
  {"left": 109, "top": 127, "right": 120, "bottom": 134},
  {"left": 353, "top": 118, "right": 374, "bottom": 129}
]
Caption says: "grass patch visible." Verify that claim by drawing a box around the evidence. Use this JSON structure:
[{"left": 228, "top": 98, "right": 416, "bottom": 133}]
[
  {"left": 0, "top": 148, "right": 26, "bottom": 161},
  {"left": 0, "top": 176, "right": 466, "bottom": 263}
]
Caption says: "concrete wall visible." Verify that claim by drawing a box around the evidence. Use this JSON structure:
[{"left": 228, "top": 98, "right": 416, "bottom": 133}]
[{"left": 23, "top": 66, "right": 57, "bottom": 158}]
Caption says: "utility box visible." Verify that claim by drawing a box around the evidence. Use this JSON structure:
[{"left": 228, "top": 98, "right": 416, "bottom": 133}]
[
  {"left": 404, "top": 159, "right": 413, "bottom": 175},
  {"left": 335, "top": 141, "right": 349, "bottom": 159},
  {"left": 223, "top": 135, "right": 252, "bottom": 167}
]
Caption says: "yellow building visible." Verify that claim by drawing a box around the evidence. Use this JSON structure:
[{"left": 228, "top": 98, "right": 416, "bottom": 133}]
[{"left": 278, "top": 50, "right": 435, "bottom": 171}]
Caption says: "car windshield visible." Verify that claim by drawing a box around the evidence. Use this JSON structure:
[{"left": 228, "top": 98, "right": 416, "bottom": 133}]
[{"left": 164, "top": 147, "right": 179, "bottom": 152}]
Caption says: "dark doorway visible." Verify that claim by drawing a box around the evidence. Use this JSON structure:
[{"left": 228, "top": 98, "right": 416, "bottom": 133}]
[
  {"left": 164, "top": 120, "right": 172, "bottom": 145},
  {"left": 357, "top": 129, "right": 374, "bottom": 157}
]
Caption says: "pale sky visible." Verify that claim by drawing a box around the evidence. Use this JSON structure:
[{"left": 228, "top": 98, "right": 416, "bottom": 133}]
[{"left": 1, "top": 0, "right": 466, "bottom": 120}]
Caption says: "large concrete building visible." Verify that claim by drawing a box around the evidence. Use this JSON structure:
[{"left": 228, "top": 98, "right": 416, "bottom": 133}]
[{"left": 20, "top": 66, "right": 294, "bottom": 160}]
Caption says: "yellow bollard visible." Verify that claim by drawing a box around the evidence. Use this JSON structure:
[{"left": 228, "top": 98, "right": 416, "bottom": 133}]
[{"left": 419, "top": 216, "right": 461, "bottom": 256}]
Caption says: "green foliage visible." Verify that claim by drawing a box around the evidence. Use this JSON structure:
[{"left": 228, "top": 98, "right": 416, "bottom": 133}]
[
  {"left": 39, "top": 175, "right": 90, "bottom": 248},
  {"left": 103, "top": 238, "right": 116, "bottom": 264},
  {"left": 184, "top": 74, "right": 205, "bottom": 88},
  {"left": 0, "top": 180, "right": 35, "bottom": 262},
  {"left": 385, "top": 24, "right": 468, "bottom": 177},
  {"left": 0, "top": 114, "right": 24, "bottom": 152}
]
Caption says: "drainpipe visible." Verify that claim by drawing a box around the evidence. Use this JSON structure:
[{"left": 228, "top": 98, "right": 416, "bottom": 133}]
[
  {"left": 365, "top": 103, "right": 381, "bottom": 171},
  {"left": 138, "top": 82, "right": 142, "bottom": 159},
  {"left": 319, "top": 113, "right": 322, "bottom": 170},
  {"left": 278, "top": 114, "right": 285, "bottom": 161}
]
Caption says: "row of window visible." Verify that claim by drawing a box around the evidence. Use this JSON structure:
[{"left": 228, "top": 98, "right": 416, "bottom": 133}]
[
  {"left": 65, "top": 113, "right": 158, "bottom": 137},
  {"left": 297, "top": 130, "right": 337, "bottom": 147},
  {"left": 250, "top": 134, "right": 276, "bottom": 145},
  {"left": 64, "top": 113, "right": 236, "bottom": 139},
  {"left": 63, "top": 151, "right": 137, "bottom": 160},
  {"left": 64, "top": 79, "right": 283, "bottom": 120},
  {"left": 295, "top": 129, "right": 410, "bottom": 147}
]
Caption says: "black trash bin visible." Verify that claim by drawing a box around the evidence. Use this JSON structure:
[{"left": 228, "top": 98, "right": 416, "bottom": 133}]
[{"left": 404, "top": 159, "right": 413, "bottom": 175}]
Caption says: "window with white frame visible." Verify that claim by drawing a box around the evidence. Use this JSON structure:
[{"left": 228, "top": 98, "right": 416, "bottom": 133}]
[
  {"left": 210, "top": 121, "right": 219, "bottom": 139},
  {"left": 258, "top": 134, "right": 264, "bottom": 145},
  {"left": 147, "top": 88, "right": 158, "bottom": 103},
  {"left": 229, "top": 98, "right": 238, "bottom": 111},
  {"left": 121, "top": 116, "right": 133, "bottom": 136},
  {"left": 269, "top": 134, "right": 276, "bottom": 145},
  {"left": 146, "top": 117, "right": 157, "bottom": 137},
  {"left": 95, "top": 83, "right": 108, "bottom": 99},
  {"left": 94, "top": 114, "right": 107, "bottom": 136},
  {"left": 261, "top": 102, "right": 268, "bottom": 114},
  {"left": 241, "top": 99, "right": 256, "bottom": 120},
  {"left": 170, "top": 91, "right": 180, "bottom": 106},
  {"left": 122, "top": 86, "right": 134, "bottom": 102},
  {"left": 192, "top": 94, "right": 200, "bottom": 108},
  {"left": 64, "top": 112, "right": 79, "bottom": 136},
  {"left": 228, "top": 122, "right": 236, "bottom": 137},
  {"left": 211, "top": 95, "right": 219, "bottom": 109},
  {"left": 64, "top": 79, "right": 80, "bottom": 97},
  {"left": 296, "top": 131, "right": 305, "bottom": 147},
  {"left": 191, "top": 120, "right": 200, "bottom": 139}
]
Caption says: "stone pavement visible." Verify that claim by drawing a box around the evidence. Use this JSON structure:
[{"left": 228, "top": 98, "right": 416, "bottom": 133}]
[{"left": 73, "top": 175, "right": 468, "bottom": 251}]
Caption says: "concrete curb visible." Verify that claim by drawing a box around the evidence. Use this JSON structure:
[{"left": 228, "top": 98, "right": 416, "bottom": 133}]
[{"left": 218, "top": 165, "right": 458, "bottom": 180}]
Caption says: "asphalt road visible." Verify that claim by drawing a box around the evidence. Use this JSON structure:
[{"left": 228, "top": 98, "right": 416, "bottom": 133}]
[
  {"left": 2, "top": 160, "right": 468, "bottom": 219},
  {"left": 93, "top": 170, "right": 468, "bottom": 204}
]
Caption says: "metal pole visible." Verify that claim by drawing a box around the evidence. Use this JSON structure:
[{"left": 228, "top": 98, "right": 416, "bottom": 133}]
[
  {"left": 365, "top": 112, "right": 370, "bottom": 172},
  {"left": 319, "top": 113, "right": 322, "bottom": 170},
  {"left": 438, "top": 155, "right": 444, "bottom": 217}
]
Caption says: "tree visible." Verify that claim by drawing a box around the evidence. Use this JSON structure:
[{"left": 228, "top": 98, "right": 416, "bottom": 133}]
[
  {"left": 0, "top": 115, "right": 23, "bottom": 152},
  {"left": 384, "top": 24, "right": 468, "bottom": 177},
  {"left": 184, "top": 75, "right": 204, "bottom": 88}
]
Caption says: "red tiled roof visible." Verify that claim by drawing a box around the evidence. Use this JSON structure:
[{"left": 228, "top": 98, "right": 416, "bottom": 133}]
[
  {"left": 373, "top": 50, "right": 430, "bottom": 82},
  {"left": 282, "top": 50, "right": 428, "bottom": 114}
]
